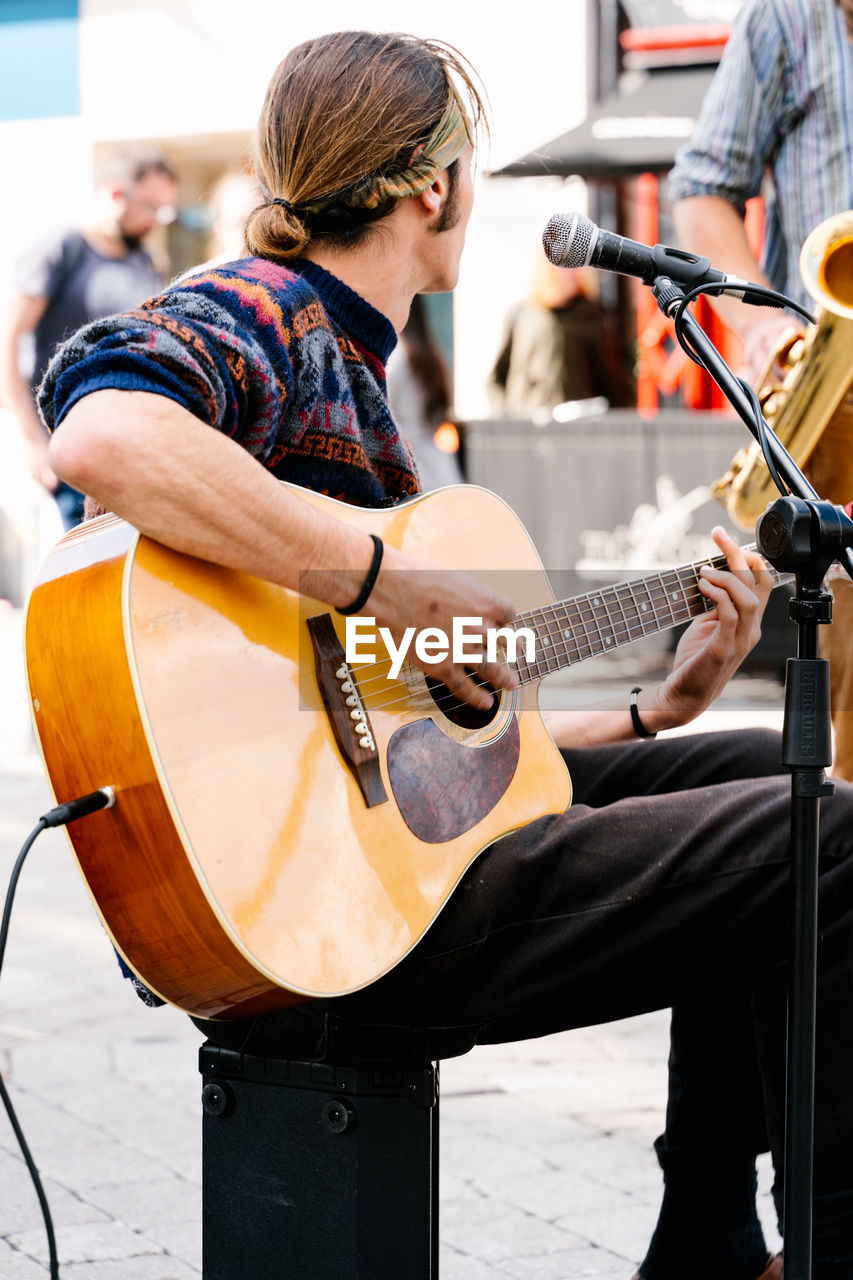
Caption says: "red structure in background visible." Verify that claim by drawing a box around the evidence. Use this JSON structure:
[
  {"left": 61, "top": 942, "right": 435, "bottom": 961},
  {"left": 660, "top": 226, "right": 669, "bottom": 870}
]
[
  {"left": 626, "top": 23, "right": 766, "bottom": 416},
  {"left": 635, "top": 175, "right": 766, "bottom": 416}
]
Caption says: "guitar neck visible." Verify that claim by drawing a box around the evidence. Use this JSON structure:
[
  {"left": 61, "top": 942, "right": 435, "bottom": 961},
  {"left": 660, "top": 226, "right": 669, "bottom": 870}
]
[{"left": 513, "top": 545, "right": 790, "bottom": 683}]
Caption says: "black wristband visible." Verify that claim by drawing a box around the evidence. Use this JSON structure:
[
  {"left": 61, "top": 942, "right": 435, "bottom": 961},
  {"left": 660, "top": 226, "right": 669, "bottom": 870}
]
[
  {"left": 630, "top": 686, "right": 657, "bottom": 739},
  {"left": 337, "top": 534, "right": 384, "bottom": 615}
]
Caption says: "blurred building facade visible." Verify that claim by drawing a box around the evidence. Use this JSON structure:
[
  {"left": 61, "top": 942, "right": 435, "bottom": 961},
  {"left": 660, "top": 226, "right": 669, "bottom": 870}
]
[
  {"left": 0, "top": 0, "right": 750, "bottom": 419},
  {"left": 0, "top": 0, "right": 598, "bottom": 421},
  {"left": 2, "top": 0, "right": 773, "bottom": 644},
  {"left": 0, "top": 0, "right": 590, "bottom": 601}
]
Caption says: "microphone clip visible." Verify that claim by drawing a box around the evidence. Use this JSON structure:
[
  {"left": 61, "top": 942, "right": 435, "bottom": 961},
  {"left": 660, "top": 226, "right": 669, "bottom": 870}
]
[{"left": 650, "top": 245, "right": 717, "bottom": 290}]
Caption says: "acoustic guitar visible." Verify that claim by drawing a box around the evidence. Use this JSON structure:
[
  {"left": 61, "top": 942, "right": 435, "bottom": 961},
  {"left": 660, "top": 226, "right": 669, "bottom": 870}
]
[{"left": 24, "top": 483, "right": 770, "bottom": 1019}]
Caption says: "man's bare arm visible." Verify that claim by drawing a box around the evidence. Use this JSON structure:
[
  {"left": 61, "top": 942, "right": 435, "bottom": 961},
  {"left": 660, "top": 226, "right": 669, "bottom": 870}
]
[
  {"left": 50, "top": 388, "right": 518, "bottom": 709},
  {"left": 0, "top": 290, "right": 57, "bottom": 489},
  {"left": 673, "top": 195, "right": 800, "bottom": 379}
]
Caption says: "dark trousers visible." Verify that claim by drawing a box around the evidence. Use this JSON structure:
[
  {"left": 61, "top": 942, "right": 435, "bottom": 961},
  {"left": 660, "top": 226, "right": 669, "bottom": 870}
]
[
  {"left": 195, "top": 728, "right": 853, "bottom": 1268},
  {"left": 53, "top": 480, "right": 86, "bottom": 530}
]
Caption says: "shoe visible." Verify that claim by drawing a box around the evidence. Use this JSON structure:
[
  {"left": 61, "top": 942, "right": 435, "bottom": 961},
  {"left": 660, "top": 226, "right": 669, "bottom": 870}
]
[{"left": 631, "top": 1257, "right": 782, "bottom": 1280}]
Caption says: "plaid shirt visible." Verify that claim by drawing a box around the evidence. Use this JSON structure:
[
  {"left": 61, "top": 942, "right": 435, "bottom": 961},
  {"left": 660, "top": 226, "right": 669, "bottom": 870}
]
[{"left": 669, "top": 0, "right": 853, "bottom": 308}]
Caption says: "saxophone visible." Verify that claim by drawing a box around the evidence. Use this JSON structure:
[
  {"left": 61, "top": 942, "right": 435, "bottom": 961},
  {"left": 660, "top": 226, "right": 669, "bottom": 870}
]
[{"left": 711, "top": 211, "right": 853, "bottom": 530}]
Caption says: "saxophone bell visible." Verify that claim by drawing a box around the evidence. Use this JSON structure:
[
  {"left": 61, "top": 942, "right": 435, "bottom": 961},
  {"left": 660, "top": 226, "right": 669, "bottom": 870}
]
[{"left": 711, "top": 210, "right": 853, "bottom": 530}]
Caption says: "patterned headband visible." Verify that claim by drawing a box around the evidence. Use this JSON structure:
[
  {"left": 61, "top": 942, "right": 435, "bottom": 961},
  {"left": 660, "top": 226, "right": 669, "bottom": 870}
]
[
  {"left": 277, "top": 88, "right": 473, "bottom": 219},
  {"left": 357, "top": 88, "right": 473, "bottom": 209}
]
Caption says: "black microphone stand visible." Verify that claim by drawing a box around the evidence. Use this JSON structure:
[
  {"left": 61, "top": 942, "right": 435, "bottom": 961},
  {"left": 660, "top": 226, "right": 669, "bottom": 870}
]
[{"left": 651, "top": 275, "right": 853, "bottom": 1280}]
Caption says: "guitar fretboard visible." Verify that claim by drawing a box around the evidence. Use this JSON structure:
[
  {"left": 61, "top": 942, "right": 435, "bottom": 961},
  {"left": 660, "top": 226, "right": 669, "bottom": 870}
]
[{"left": 513, "top": 547, "right": 788, "bottom": 683}]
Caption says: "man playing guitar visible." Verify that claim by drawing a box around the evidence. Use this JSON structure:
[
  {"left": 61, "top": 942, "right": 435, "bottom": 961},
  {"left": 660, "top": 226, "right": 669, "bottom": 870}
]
[{"left": 36, "top": 30, "right": 853, "bottom": 1280}]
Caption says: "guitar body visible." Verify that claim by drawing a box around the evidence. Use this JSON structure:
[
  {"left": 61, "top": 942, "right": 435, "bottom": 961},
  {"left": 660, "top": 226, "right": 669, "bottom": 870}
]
[{"left": 25, "top": 484, "right": 571, "bottom": 1019}]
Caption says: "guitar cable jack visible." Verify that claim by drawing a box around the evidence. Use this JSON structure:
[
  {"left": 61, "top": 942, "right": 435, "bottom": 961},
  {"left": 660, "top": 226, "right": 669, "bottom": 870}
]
[{"left": 40, "top": 786, "right": 116, "bottom": 829}]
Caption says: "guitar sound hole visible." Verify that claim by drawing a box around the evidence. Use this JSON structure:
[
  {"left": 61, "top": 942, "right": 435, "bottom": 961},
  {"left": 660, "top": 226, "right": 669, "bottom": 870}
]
[{"left": 425, "top": 674, "right": 500, "bottom": 730}]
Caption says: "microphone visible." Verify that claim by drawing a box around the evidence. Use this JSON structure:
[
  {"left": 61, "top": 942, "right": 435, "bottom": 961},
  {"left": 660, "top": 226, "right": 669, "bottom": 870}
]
[{"left": 542, "top": 212, "right": 781, "bottom": 306}]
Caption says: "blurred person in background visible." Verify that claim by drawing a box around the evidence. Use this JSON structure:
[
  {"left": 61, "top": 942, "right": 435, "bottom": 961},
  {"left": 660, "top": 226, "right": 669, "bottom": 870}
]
[
  {"left": 487, "top": 251, "right": 626, "bottom": 418},
  {"left": 0, "top": 149, "right": 178, "bottom": 529},
  {"left": 669, "top": 0, "right": 853, "bottom": 378},
  {"left": 204, "top": 168, "right": 262, "bottom": 267},
  {"left": 669, "top": 0, "right": 853, "bottom": 784},
  {"left": 386, "top": 293, "right": 465, "bottom": 490}
]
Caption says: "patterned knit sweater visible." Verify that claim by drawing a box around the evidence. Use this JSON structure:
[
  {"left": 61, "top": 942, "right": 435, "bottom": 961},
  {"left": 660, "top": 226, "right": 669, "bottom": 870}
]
[{"left": 38, "top": 256, "right": 420, "bottom": 507}]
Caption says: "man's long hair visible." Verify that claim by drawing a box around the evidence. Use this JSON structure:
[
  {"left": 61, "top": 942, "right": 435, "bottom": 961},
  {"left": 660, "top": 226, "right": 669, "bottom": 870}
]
[{"left": 245, "top": 31, "right": 486, "bottom": 261}]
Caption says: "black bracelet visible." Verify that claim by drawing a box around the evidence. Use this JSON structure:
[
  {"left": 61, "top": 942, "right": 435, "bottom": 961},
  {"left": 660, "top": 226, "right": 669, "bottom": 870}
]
[
  {"left": 630, "top": 686, "right": 657, "bottom": 739},
  {"left": 337, "top": 534, "right": 384, "bottom": 615}
]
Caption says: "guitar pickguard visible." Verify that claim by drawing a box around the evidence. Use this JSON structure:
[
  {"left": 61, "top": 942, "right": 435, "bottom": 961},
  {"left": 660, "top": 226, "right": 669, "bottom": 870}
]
[{"left": 387, "top": 715, "right": 520, "bottom": 843}]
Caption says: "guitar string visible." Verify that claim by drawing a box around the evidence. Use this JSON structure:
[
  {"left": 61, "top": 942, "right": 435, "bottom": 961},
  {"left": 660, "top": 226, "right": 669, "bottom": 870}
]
[
  {"left": 354, "top": 579, "right": 718, "bottom": 717},
  {"left": 352, "top": 592, "right": 705, "bottom": 708},
  {"left": 343, "top": 558, "right": 781, "bottom": 719},
  {"left": 350, "top": 573, "right": 720, "bottom": 696},
  {"left": 357, "top": 581, "right": 717, "bottom": 711},
  {"left": 349, "top": 548, "right": 778, "bottom": 698},
  {"left": 346, "top": 551, "right": 779, "bottom": 697}
]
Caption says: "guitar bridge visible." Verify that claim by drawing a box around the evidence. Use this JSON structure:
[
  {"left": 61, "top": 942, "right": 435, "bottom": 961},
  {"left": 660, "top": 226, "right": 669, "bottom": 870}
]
[{"left": 306, "top": 613, "right": 387, "bottom": 808}]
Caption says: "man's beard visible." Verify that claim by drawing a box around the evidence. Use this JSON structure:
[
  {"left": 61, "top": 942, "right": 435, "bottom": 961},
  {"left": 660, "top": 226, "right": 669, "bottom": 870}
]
[{"left": 431, "top": 161, "right": 460, "bottom": 234}]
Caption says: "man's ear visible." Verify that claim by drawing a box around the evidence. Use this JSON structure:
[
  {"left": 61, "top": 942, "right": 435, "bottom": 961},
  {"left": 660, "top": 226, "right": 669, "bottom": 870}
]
[{"left": 417, "top": 169, "right": 449, "bottom": 216}]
